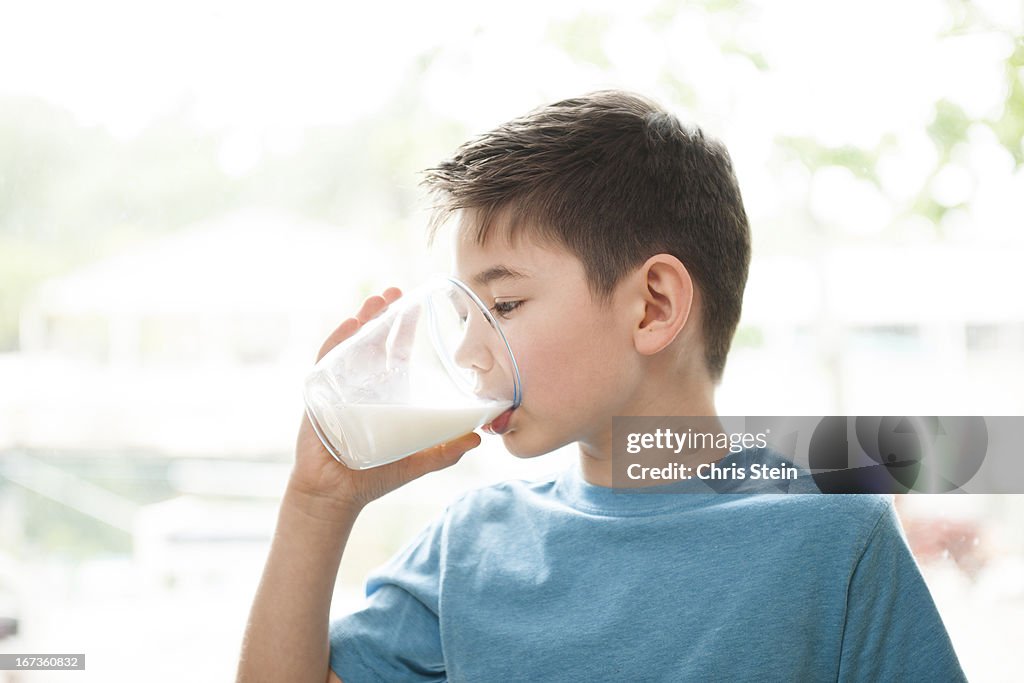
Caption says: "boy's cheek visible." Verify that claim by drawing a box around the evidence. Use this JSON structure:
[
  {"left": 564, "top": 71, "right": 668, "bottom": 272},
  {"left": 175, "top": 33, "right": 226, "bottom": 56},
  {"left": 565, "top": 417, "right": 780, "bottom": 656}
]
[
  {"left": 510, "top": 306, "right": 624, "bottom": 410},
  {"left": 519, "top": 339, "right": 582, "bottom": 394}
]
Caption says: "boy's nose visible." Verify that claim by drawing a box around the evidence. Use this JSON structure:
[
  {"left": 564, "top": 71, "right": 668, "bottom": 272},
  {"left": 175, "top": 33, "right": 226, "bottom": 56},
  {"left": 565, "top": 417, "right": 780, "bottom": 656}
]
[{"left": 453, "top": 309, "right": 496, "bottom": 377}]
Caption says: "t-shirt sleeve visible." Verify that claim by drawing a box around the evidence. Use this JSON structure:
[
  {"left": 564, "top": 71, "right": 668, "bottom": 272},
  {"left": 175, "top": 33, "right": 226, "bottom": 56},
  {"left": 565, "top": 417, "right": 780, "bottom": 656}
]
[
  {"left": 328, "top": 511, "right": 448, "bottom": 683},
  {"left": 837, "top": 498, "right": 967, "bottom": 682}
]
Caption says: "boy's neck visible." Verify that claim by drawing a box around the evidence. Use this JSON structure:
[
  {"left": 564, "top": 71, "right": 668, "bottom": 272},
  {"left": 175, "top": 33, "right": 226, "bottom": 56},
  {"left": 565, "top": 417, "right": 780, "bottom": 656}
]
[{"left": 576, "top": 380, "right": 722, "bottom": 488}]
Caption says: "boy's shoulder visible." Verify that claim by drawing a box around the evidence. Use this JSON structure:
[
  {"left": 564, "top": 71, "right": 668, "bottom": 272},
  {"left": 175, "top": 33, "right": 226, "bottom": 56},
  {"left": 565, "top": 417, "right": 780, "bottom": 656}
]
[{"left": 746, "top": 491, "right": 896, "bottom": 544}]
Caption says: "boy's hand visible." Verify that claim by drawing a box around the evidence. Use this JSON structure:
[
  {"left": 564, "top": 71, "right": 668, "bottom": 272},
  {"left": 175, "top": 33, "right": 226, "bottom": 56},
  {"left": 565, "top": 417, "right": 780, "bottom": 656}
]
[{"left": 290, "top": 288, "right": 482, "bottom": 514}]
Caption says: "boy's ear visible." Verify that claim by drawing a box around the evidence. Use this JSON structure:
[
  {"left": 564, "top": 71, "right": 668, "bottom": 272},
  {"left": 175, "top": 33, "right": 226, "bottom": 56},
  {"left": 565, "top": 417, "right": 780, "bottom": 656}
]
[{"left": 633, "top": 254, "right": 693, "bottom": 356}]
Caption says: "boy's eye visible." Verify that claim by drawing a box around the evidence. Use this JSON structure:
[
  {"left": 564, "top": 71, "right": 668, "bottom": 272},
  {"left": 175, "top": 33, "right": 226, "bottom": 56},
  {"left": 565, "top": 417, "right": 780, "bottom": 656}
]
[{"left": 490, "top": 300, "right": 523, "bottom": 319}]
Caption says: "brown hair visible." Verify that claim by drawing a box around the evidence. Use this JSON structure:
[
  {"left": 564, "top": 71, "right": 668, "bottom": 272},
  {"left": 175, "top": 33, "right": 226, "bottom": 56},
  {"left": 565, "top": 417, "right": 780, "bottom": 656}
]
[{"left": 421, "top": 90, "right": 751, "bottom": 382}]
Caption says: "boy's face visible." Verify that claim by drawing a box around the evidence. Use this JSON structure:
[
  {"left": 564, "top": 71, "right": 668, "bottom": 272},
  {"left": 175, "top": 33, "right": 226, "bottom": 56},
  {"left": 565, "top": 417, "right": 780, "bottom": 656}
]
[{"left": 452, "top": 218, "right": 644, "bottom": 459}]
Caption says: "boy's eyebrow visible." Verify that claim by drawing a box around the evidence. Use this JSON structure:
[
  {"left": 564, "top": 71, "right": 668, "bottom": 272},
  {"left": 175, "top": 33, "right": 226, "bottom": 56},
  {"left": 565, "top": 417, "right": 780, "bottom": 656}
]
[{"left": 473, "top": 265, "right": 529, "bottom": 286}]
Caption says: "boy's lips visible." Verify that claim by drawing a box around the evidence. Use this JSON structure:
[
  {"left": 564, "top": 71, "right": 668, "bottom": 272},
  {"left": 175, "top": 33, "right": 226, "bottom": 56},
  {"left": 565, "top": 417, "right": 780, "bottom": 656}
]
[{"left": 483, "top": 407, "right": 515, "bottom": 435}]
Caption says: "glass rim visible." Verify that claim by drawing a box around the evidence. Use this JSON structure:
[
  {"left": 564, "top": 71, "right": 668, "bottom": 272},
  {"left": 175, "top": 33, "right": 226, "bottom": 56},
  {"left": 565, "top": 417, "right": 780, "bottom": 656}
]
[{"left": 426, "top": 274, "right": 523, "bottom": 410}]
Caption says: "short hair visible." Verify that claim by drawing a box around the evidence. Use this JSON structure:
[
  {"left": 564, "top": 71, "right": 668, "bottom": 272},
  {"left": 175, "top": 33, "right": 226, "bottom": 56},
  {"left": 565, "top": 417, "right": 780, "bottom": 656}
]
[{"left": 421, "top": 90, "right": 751, "bottom": 382}]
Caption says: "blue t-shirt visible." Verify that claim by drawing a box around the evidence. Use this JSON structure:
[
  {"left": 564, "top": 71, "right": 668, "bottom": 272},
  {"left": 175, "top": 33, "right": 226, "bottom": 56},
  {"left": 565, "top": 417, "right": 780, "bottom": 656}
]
[{"left": 329, "top": 448, "right": 966, "bottom": 682}]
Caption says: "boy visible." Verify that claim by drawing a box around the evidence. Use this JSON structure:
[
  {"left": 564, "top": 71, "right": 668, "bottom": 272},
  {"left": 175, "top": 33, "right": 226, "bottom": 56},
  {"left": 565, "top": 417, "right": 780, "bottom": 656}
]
[{"left": 237, "top": 91, "right": 966, "bottom": 681}]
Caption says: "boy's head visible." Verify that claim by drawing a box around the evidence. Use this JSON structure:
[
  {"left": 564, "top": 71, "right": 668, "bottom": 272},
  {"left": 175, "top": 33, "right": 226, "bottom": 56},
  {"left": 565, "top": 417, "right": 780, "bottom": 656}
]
[
  {"left": 423, "top": 90, "right": 751, "bottom": 382},
  {"left": 421, "top": 90, "right": 751, "bottom": 458}
]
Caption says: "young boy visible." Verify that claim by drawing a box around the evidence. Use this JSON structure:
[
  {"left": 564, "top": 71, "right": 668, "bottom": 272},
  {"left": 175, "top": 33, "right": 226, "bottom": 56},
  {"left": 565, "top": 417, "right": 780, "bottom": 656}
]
[{"left": 237, "top": 91, "right": 966, "bottom": 682}]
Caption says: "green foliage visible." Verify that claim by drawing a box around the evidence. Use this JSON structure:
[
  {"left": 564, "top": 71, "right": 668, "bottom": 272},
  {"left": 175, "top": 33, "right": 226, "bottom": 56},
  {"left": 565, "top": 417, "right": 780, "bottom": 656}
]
[
  {"left": 989, "top": 37, "right": 1024, "bottom": 165},
  {"left": 648, "top": 0, "right": 747, "bottom": 25},
  {"left": 0, "top": 74, "right": 469, "bottom": 350},
  {"left": 20, "top": 493, "right": 133, "bottom": 558},
  {"left": 910, "top": 195, "right": 956, "bottom": 236},
  {"left": 0, "top": 239, "right": 72, "bottom": 349},
  {"left": 927, "top": 99, "right": 971, "bottom": 161},
  {"left": 2, "top": 456, "right": 175, "bottom": 559},
  {"left": 0, "top": 99, "right": 236, "bottom": 242},
  {"left": 659, "top": 72, "right": 699, "bottom": 110},
  {"left": 732, "top": 326, "right": 764, "bottom": 349},
  {"left": 0, "top": 97, "right": 246, "bottom": 350},
  {"left": 939, "top": 2, "right": 1024, "bottom": 167},
  {"left": 774, "top": 136, "right": 881, "bottom": 186},
  {"left": 722, "top": 43, "right": 769, "bottom": 71},
  {"left": 0, "top": 7, "right": 1020, "bottom": 354},
  {"left": 546, "top": 14, "right": 611, "bottom": 69}
]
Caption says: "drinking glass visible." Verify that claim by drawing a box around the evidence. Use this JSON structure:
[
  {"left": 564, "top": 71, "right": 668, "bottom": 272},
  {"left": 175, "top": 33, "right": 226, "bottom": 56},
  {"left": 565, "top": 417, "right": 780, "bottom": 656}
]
[{"left": 303, "top": 276, "right": 522, "bottom": 469}]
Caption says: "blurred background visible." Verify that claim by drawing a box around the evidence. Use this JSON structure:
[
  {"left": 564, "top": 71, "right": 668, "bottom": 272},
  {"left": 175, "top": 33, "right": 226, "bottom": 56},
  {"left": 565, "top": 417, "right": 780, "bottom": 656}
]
[{"left": 1, "top": 0, "right": 1022, "bottom": 680}]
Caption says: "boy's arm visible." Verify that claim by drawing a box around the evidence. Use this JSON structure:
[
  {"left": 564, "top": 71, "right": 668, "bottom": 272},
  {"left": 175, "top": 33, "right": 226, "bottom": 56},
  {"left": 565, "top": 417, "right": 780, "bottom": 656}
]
[
  {"left": 837, "top": 498, "right": 967, "bottom": 682},
  {"left": 237, "top": 482, "right": 359, "bottom": 683},
  {"left": 235, "top": 291, "right": 480, "bottom": 683}
]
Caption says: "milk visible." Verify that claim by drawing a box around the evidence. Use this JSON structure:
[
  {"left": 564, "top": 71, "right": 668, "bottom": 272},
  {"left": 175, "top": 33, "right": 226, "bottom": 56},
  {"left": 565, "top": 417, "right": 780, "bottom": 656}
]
[{"left": 313, "top": 400, "right": 512, "bottom": 469}]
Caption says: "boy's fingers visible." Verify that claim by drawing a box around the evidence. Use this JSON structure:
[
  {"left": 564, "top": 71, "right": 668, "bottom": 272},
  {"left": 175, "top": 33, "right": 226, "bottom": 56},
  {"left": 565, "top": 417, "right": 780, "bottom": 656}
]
[
  {"left": 399, "top": 432, "right": 482, "bottom": 480},
  {"left": 356, "top": 295, "right": 389, "bottom": 324},
  {"left": 360, "top": 288, "right": 407, "bottom": 350},
  {"left": 315, "top": 289, "right": 403, "bottom": 362},
  {"left": 316, "top": 317, "right": 360, "bottom": 362},
  {"left": 438, "top": 431, "right": 481, "bottom": 450},
  {"left": 356, "top": 288, "right": 401, "bottom": 324},
  {"left": 387, "top": 306, "right": 420, "bottom": 367}
]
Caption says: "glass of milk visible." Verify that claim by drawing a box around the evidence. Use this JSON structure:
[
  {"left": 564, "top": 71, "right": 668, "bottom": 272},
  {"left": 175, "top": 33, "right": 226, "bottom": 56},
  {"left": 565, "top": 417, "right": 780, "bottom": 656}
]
[{"left": 302, "top": 276, "right": 522, "bottom": 469}]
